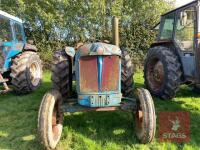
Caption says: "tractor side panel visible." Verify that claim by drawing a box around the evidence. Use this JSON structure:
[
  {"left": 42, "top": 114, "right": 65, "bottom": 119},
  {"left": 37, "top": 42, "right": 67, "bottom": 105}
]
[
  {"left": 79, "top": 56, "right": 98, "bottom": 93},
  {"left": 102, "top": 56, "right": 119, "bottom": 91}
]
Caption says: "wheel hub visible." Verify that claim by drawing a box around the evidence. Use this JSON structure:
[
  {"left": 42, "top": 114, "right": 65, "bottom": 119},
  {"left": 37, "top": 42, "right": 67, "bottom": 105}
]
[
  {"left": 135, "top": 107, "right": 143, "bottom": 130},
  {"left": 153, "top": 61, "right": 164, "bottom": 83},
  {"left": 52, "top": 101, "right": 63, "bottom": 140},
  {"left": 147, "top": 59, "right": 164, "bottom": 91}
]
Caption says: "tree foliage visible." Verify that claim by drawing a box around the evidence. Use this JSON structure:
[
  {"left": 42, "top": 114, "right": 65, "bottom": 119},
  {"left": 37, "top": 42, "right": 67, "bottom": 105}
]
[{"left": 0, "top": 0, "right": 174, "bottom": 67}]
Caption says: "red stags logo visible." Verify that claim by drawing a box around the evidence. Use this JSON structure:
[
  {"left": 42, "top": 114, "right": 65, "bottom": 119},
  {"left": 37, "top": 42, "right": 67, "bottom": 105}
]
[{"left": 159, "top": 112, "right": 190, "bottom": 142}]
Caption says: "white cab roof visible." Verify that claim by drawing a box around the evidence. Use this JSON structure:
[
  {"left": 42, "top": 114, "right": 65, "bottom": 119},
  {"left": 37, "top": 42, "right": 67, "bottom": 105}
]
[{"left": 0, "top": 10, "right": 22, "bottom": 23}]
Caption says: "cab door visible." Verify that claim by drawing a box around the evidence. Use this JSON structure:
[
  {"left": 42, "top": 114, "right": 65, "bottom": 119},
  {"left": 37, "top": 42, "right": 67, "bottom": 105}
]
[{"left": 174, "top": 5, "right": 197, "bottom": 80}]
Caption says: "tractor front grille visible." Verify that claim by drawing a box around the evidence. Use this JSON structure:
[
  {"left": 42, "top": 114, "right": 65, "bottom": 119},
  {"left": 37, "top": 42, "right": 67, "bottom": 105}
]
[
  {"left": 102, "top": 56, "right": 119, "bottom": 91},
  {"left": 79, "top": 55, "right": 120, "bottom": 93},
  {"left": 79, "top": 56, "right": 98, "bottom": 93}
]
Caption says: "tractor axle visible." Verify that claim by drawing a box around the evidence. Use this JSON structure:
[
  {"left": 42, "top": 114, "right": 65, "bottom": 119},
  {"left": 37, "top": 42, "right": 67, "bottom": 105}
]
[{"left": 62, "top": 97, "right": 137, "bottom": 113}]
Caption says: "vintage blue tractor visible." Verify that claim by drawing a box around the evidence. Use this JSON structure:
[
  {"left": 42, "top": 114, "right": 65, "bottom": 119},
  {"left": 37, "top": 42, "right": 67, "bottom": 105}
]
[
  {"left": 38, "top": 17, "right": 156, "bottom": 149},
  {"left": 0, "top": 10, "right": 42, "bottom": 93}
]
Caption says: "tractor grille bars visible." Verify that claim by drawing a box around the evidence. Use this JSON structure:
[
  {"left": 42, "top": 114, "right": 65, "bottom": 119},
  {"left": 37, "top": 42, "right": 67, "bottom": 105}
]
[{"left": 79, "top": 55, "right": 120, "bottom": 93}]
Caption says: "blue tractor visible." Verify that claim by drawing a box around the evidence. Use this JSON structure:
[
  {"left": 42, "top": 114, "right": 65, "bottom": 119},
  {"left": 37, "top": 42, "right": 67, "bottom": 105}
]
[
  {"left": 0, "top": 10, "right": 42, "bottom": 94},
  {"left": 144, "top": 0, "right": 200, "bottom": 99},
  {"left": 38, "top": 17, "right": 156, "bottom": 149}
]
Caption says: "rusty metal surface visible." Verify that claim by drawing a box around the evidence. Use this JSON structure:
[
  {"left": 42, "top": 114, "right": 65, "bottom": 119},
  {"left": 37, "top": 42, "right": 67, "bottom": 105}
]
[
  {"left": 62, "top": 98, "right": 136, "bottom": 113},
  {"left": 78, "top": 42, "right": 121, "bottom": 57},
  {"left": 79, "top": 56, "right": 98, "bottom": 92},
  {"left": 102, "top": 56, "right": 119, "bottom": 91},
  {"left": 112, "top": 16, "right": 119, "bottom": 46},
  {"left": 147, "top": 59, "right": 165, "bottom": 91}
]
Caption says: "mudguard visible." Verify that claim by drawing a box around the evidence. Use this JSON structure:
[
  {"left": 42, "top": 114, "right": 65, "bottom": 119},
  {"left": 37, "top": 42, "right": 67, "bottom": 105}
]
[
  {"left": 78, "top": 42, "right": 121, "bottom": 57},
  {"left": 23, "top": 43, "right": 37, "bottom": 51},
  {"left": 64, "top": 46, "right": 75, "bottom": 57}
]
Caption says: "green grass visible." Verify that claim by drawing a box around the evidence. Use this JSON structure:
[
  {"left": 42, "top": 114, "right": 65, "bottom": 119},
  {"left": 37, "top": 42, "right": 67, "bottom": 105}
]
[{"left": 0, "top": 71, "right": 200, "bottom": 150}]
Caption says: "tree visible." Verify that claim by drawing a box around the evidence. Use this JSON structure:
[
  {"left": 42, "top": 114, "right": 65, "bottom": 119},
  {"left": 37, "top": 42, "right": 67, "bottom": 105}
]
[{"left": 0, "top": 0, "right": 174, "bottom": 67}]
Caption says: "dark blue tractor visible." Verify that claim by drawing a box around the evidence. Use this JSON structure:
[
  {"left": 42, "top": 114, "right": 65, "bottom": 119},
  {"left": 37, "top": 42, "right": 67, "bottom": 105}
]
[
  {"left": 0, "top": 10, "right": 42, "bottom": 94},
  {"left": 144, "top": 0, "right": 200, "bottom": 100},
  {"left": 38, "top": 17, "right": 156, "bottom": 149}
]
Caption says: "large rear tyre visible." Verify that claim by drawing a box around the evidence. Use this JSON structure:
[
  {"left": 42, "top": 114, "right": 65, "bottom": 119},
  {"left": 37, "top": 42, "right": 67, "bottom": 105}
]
[
  {"left": 10, "top": 51, "right": 42, "bottom": 94},
  {"left": 134, "top": 88, "right": 156, "bottom": 143},
  {"left": 38, "top": 90, "right": 63, "bottom": 150},
  {"left": 51, "top": 50, "right": 72, "bottom": 98},
  {"left": 121, "top": 49, "right": 134, "bottom": 97},
  {"left": 144, "top": 46, "right": 182, "bottom": 100}
]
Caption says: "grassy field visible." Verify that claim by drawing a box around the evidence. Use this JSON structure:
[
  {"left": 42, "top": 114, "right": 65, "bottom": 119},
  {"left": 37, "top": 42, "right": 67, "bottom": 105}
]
[{"left": 0, "top": 71, "right": 200, "bottom": 150}]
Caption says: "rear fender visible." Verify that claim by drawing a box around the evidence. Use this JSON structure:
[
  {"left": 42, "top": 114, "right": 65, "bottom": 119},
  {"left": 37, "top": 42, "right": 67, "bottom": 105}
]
[
  {"left": 64, "top": 47, "right": 75, "bottom": 58},
  {"left": 23, "top": 43, "right": 37, "bottom": 52},
  {"left": 150, "top": 40, "right": 173, "bottom": 48},
  {"left": 2, "top": 42, "right": 23, "bottom": 72}
]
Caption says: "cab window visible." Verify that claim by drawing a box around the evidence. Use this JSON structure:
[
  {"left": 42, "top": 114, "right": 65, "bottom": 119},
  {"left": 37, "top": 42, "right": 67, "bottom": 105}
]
[
  {"left": 175, "top": 7, "right": 195, "bottom": 51},
  {"left": 0, "top": 16, "right": 13, "bottom": 42},
  {"left": 159, "top": 13, "right": 175, "bottom": 40},
  {"left": 14, "top": 23, "right": 23, "bottom": 42}
]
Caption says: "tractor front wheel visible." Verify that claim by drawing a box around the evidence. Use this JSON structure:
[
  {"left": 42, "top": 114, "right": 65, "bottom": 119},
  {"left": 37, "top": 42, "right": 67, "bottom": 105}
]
[
  {"left": 11, "top": 51, "right": 42, "bottom": 94},
  {"left": 38, "top": 90, "right": 63, "bottom": 150},
  {"left": 134, "top": 88, "right": 156, "bottom": 143}
]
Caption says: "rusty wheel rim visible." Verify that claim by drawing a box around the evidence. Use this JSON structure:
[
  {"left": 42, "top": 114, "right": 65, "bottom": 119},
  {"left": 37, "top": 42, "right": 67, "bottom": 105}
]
[
  {"left": 52, "top": 100, "right": 63, "bottom": 140},
  {"left": 29, "top": 61, "right": 41, "bottom": 86},
  {"left": 147, "top": 58, "right": 164, "bottom": 91},
  {"left": 135, "top": 104, "right": 143, "bottom": 132}
]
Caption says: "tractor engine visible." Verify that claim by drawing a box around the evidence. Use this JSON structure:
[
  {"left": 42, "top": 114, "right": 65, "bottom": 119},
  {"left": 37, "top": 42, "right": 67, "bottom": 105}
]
[{"left": 75, "top": 42, "right": 122, "bottom": 107}]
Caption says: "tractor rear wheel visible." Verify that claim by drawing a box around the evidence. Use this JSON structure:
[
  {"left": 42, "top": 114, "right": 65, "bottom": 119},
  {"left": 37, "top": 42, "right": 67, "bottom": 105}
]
[
  {"left": 11, "top": 51, "right": 42, "bottom": 94},
  {"left": 38, "top": 90, "right": 63, "bottom": 150},
  {"left": 134, "top": 88, "right": 156, "bottom": 143},
  {"left": 51, "top": 50, "right": 72, "bottom": 99},
  {"left": 144, "top": 46, "right": 182, "bottom": 100},
  {"left": 121, "top": 49, "right": 134, "bottom": 97}
]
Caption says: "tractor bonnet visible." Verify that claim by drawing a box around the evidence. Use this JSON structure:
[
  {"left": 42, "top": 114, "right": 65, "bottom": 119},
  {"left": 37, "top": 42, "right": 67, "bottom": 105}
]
[{"left": 77, "top": 42, "right": 121, "bottom": 57}]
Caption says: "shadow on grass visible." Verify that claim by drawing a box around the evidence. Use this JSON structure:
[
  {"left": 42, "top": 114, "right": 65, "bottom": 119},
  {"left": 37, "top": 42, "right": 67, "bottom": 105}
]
[{"left": 63, "top": 110, "right": 138, "bottom": 146}]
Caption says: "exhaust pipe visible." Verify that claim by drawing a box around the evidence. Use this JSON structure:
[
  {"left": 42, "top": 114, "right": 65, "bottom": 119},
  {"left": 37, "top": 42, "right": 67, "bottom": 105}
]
[{"left": 112, "top": 16, "right": 119, "bottom": 47}]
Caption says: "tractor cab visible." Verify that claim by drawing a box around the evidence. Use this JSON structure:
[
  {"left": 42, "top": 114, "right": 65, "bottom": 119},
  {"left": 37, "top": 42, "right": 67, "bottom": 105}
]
[
  {"left": 144, "top": 0, "right": 200, "bottom": 100},
  {"left": 157, "top": 1, "right": 197, "bottom": 80},
  {"left": 0, "top": 10, "right": 26, "bottom": 70}
]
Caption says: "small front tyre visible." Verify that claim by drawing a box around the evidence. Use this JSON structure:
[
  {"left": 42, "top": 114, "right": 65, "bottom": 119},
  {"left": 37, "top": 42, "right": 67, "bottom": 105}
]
[
  {"left": 38, "top": 90, "right": 63, "bottom": 150},
  {"left": 134, "top": 88, "right": 156, "bottom": 143}
]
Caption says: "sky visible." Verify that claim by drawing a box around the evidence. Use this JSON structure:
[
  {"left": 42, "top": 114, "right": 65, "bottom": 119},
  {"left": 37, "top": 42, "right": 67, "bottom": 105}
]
[{"left": 175, "top": 0, "right": 194, "bottom": 7}]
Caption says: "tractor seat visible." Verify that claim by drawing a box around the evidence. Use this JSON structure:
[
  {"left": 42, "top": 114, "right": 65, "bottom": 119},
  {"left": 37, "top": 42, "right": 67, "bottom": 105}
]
[{"left": 179, "top": 41, "right": 193, "bottom": 51}]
